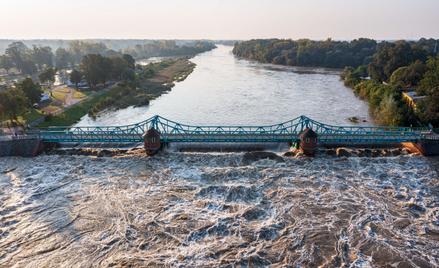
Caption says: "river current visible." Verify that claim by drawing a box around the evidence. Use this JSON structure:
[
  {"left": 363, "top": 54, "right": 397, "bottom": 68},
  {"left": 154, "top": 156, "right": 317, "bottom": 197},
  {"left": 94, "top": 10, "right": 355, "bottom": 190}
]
[
  {"left": 1, "top": 46, "right": 438, "bottom": 267},
  {"left": 1, "top": 150, "right": 439, "bottom": 267},
  {"left": 76, "top": 45, "right": 372, "bottom": 127}
]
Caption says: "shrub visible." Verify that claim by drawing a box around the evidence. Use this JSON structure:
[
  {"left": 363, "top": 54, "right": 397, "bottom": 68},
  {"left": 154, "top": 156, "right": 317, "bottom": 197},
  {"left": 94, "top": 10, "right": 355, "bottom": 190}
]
[{"left": 44, "top": 113, "right": 53, "bottom": 122}]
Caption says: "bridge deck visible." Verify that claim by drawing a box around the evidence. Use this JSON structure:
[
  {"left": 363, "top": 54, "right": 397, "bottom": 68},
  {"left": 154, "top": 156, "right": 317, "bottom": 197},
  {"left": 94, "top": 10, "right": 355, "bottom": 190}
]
[{"left": 37, "top": 115, "right": 423, "bottom": 143}]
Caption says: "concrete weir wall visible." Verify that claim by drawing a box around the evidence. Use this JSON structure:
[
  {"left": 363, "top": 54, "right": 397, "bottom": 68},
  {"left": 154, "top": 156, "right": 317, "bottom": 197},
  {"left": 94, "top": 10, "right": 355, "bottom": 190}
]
[
  {"left": 0, "top": 139, "right": 42, "bottom": 157},
  {"left": 415, "top": 141, "right": 439, "bottom": 156}
]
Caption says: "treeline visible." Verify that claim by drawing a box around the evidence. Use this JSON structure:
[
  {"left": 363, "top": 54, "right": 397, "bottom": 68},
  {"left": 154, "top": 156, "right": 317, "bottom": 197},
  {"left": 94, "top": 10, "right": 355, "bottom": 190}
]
[
  {"left": 0, "top": 40, "right": 216, "bottom": 76},
  {"left": 137, "top": 40, "right": 216, "bottom": 58},
  {"left": 232, "top": 38, "right": 437, "bottom": 69}
]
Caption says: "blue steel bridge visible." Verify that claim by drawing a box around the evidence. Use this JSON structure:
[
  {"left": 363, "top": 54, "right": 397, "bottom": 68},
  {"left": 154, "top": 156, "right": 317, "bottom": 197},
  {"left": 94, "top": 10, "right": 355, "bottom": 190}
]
[{"left": 37, "top": 115, "right": 423, "bottom": 143}]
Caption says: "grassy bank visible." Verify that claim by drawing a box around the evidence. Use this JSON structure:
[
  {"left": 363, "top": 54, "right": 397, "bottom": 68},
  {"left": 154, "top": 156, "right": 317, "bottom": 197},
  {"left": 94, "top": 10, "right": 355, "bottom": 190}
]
[
  {"left": 35, "top": 87, "right": 121, "bottom": 127},
  {"left": 35, "top": 57, "right": 197, "bottom": 127}
]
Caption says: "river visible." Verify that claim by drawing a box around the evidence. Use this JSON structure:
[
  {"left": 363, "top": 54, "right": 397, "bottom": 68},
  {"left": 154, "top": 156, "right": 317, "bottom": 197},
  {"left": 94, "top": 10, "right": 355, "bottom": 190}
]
[
  {"left": 2, "top": 46, "right": 438, "bottom": 267},
  {"left": 76, "top": 45, "right": 372, "bottom": 127}
]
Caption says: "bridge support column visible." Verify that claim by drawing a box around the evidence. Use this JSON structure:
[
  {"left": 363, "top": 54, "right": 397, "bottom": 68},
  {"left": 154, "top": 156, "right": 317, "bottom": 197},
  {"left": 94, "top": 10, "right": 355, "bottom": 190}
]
[
  {"left": 142, "top": 128, "right": 161, "bottom": 156},
  {"left": 299, "top": 128, "right": 318, "bottom": 156}
]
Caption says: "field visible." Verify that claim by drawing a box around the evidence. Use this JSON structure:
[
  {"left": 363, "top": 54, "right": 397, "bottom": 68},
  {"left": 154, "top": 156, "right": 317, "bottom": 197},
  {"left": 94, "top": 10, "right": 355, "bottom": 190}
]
[{"left": 73, "top": 90, "right": 94, "bottom": 99}]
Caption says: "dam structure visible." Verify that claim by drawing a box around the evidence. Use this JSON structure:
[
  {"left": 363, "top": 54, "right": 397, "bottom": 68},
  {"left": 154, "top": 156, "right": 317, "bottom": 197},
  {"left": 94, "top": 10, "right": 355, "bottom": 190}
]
[{"left": 37, "top": 115, "right": 423, "bottom": 144}]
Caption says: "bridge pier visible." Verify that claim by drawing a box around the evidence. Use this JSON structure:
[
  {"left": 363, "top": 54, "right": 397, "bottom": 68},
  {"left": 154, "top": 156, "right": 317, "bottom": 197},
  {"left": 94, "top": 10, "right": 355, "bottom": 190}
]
[{"left": 402, "top": 141, "right": 439, "bottom": 156}]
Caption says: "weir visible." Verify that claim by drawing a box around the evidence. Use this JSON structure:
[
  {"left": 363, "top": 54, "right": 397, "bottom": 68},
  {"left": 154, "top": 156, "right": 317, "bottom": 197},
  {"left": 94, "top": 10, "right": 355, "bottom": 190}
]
[{"left": 37, "top": 115, "right": 423, "bottom": 143}]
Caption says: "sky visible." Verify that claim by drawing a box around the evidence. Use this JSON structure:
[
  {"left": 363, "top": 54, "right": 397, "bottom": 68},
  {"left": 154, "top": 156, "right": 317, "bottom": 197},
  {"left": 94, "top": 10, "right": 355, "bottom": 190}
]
[{"left": 1, "top": 0, "right": 438, "bottom": 40}]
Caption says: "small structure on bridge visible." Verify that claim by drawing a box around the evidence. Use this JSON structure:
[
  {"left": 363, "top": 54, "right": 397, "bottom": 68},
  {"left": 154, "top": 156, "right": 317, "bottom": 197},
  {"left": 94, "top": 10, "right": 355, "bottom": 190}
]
[
  {"left": 142, "top": 128, "right": 161, "bottom": 156},
  {"left": 299, "top": 127, "right": 318, "bottom": 156}
]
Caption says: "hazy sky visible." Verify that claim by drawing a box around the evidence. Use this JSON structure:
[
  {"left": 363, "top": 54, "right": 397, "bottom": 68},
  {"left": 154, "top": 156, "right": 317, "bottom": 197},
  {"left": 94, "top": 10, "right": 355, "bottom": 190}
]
[{"left": 1, "top": 0, "right": 438, "bottom": 40}]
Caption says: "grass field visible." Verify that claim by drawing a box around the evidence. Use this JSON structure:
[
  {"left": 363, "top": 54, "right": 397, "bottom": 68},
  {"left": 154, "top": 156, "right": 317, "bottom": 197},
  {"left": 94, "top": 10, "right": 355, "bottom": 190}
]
[
  {"left": 0, "top": 109, "right": 46, "bottom": 127},
  {"left": 73, "top": 91, "right": 94, "bottom": 99},
  {"left": 56, "top": 88, "right": 71, "bottom": 93},
  {"left": 36, "top": 86, "right": 122, "bottom": 127},
  {"left": 51, "top": 92, "right": 67, "bottom": 102}
]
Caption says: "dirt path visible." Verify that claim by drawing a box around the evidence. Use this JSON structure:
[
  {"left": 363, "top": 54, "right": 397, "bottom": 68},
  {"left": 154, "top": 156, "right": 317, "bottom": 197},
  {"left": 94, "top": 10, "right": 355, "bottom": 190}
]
[{"left": 53, "top": 85, "right": 77, "bottom": 105}]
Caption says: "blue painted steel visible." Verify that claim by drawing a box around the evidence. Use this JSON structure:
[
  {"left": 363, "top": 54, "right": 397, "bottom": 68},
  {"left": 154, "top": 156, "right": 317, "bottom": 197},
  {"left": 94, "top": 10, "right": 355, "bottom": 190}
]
[{"left": 38, "top": 115, "right": 423, "bottom": 143}]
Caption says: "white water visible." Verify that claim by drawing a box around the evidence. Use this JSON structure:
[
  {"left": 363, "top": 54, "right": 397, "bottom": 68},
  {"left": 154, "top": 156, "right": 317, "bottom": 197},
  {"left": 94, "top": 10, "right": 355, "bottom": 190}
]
[
  {"left": 76, "top": 45, "right": 372, "bottom": 127},
  {"left": 1, "top": 151, "right": 438, "bottom": 267}
]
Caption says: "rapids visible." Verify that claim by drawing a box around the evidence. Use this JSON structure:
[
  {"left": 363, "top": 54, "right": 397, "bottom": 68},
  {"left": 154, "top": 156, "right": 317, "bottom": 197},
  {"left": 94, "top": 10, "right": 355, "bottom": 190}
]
[{"left": 1, "top": 150, "right": 438, "bottom": 267}]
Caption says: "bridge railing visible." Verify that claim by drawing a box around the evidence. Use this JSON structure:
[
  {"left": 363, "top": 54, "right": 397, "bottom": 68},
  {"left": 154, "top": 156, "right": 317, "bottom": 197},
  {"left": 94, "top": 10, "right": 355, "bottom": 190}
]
[{"left": 37, "top": 115, "right": 423, "bottom": 143}]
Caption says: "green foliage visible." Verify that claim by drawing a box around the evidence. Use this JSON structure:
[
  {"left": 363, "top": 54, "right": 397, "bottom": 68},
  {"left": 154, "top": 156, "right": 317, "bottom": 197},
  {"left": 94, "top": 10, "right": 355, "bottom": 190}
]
[
  {"left": 340, "top": 66, "right": 367, "bottom": 88},
  {"left": 416, "top": 54, "right": 439, "bottom": 126},
  {"left": 0, "top": 55, "right": 14, "bottom": 74},
  {"left": 110, "top": 56, "right": 128, "bottom": 79},
  {"left": 69, "top": 69, "right": 82, "bottom": 87},
  {"left": 79, "top": 54, "right": 114, "bottom": 88},
  {"left": 233, "top": 38, "right": 376, "bottom": 69},
  {"left": 368, "top": 41, "right": 427, "bottom": 82},
  {"left": 390, "top": 60, "right": 426, "bottom": 87},
  {"left": 55, "top": 47, "right": 72, "bottom": 70},
  {"left": 38, "top": 67, "right": 58, "bottom": 85},
  {"left": 16, "top": 78, "right": 43, "bottom": 104},
  {"left": 352, "top": 80, "right": 416, "bottom": 126},
  {"left": 121, "top": 68, "right": 135, "bottom": 82},
  {"left": 418, "top": 54, "right": 439, "bottom": 96},
  {"left": 0, "top": 87, "right": 30, "bottom": 124},
  {"left": 122, "top": 54, "right": 135, "bottom": 69},
  {"left": 44, "top": 113, "right": 53, "bottom": 122},
  {"left": 142, "top": 63, "right": 156, "bottom": 78},
  {"left": 143, "top": 40, "right": 216, "bottom": 58}
]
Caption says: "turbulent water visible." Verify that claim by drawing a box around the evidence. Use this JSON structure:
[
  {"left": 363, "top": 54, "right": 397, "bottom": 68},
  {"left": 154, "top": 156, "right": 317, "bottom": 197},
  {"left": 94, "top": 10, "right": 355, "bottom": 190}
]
[{"left": 1, "top": 150, "right": 439, "bottom": 267}]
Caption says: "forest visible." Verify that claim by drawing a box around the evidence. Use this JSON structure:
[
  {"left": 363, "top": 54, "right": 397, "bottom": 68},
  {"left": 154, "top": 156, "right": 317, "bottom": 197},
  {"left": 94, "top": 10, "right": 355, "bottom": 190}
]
[
  {"left": 233, "top": 38, "right": 439, "bottom": 127},
  {"left": 0, "top": 40, "right": 215, "bottom": 78},
  {"left": 232, "top": 38, "right": 437, "bottom": 69}
]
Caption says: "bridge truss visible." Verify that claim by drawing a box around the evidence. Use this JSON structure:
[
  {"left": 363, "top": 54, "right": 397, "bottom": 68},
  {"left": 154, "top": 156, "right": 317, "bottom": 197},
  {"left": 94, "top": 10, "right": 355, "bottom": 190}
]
[{"left": 38, "top": 115, "right": 422, "bottom": 143}]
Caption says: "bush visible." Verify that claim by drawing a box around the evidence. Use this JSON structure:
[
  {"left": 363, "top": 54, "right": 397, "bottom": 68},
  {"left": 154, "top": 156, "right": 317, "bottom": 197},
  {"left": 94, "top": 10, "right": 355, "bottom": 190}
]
[{"left": 44, "top": 113, "right": 53, "bottom": 122}]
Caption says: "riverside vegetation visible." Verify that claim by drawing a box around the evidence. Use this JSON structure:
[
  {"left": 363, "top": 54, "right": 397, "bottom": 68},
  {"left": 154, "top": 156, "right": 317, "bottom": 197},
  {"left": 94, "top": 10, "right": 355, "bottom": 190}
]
[
  {"left": 36, "top": 56, "right": 197, "bottom": 127},
  {"left": 0, "top": 39, "right": 214, "bottom": 128},
  {"left": 233, "top": 38, "right": 439, "bottom": 127}
]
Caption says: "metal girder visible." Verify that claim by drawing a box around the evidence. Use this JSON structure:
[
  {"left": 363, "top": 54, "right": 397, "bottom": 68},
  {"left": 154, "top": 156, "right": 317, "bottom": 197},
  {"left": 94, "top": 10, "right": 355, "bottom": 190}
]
[{"left": 38, "top": 115, "right": 422, "bottom": 143}]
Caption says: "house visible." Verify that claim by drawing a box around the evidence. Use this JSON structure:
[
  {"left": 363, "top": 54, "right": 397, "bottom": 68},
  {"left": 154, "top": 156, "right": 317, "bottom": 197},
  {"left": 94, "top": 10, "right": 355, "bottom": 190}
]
[
  {"left": 402, "top": 91, "right": 426, "bottom": 108},
  {"left": 67, "top": 80, "right": 88, "bottom": 87},
  {"left": 41, "top": 93, "right": 50, "bottom": 102}
]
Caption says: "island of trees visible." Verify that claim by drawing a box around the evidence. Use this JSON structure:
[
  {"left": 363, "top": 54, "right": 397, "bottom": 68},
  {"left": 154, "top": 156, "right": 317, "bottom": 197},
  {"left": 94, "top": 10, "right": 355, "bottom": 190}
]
[{"left": 233, "top": 38, "right": 439, "bottom": 127}]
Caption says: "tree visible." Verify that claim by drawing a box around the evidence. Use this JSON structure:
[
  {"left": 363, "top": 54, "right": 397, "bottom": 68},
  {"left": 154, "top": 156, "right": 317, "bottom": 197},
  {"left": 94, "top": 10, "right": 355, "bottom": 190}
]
[
  {"left": 135, "top": 44, "right": 143, "bottom": 58},
  {"left": 39, "top": 67, "right": 58, "bottom": 85},
  {"left": 142, "top": 63, "right": 156, "bottom": 78},
  {"left": 0, "top": 55, "right": 14, "bottom": 74},
  {"left": 21, "top": 60, "right": 38, "bottom": 75},
  {"left": 121, "top": 68, "right": 135, "bottom": 81},
  {"left": 122, "top": 54, "right": 135, "bottom": 69},
  {"left": 0, "top": 87, "right": 30, "bottom": 125},
  {"left": 55, "top": 47, "right": 72, "bottom": 70},
  {"left": 79, "top": 54, "right": 113, "bottom": 87},
  {"left": 390, "top": 60, "right": 426, "bottom": 87},
  {"left": 110, "top": 56, "right": 128, "bottom": 79},
  {"left": 416, "top": 54, "right": 439, "bottom": 126},
  {"left": 5, "top": 46, "right": 23, "bottom": 73},
  {"left": 69, "top": 69, "right": 82, "bottom": 88},
  {"left": 38, "top": 67, "right": 58, "bottom": 95},
  {"left": 29, "top": 45, "right": 53, "bottom": 70},
  {"left": 16, "top": 78, "right": 43, "bottom": 104},
  {"left": 418, "top": 55, "right": 439, "bottom": 96}
]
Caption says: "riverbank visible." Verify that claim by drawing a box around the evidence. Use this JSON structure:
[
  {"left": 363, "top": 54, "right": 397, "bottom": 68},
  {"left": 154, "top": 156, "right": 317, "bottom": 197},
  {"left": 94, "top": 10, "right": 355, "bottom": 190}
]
[{"left": 34, "top": 57, "right": 196, "bottom": 127}]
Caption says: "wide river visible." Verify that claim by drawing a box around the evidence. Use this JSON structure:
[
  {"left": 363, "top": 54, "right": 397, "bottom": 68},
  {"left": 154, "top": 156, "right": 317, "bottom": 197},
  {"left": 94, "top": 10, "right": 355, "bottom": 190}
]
[
  {"left": 3, "top": 46, "right": 438, "bottom": 267},
  {"left": 76, "top": 45, "right": 372, "bottom": 127}
]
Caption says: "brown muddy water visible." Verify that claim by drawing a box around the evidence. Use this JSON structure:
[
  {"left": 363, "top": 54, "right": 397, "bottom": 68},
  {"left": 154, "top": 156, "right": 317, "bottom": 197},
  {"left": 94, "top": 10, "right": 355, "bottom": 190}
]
[{"left": 1, "top": 149, "right": 439, "bottom": 267}]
